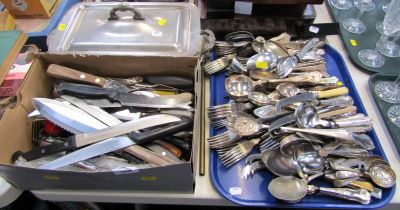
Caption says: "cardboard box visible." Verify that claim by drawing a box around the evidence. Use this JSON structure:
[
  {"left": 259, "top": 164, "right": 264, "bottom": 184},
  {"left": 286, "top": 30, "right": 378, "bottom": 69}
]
[
  {"left": 1, "top": 0, "right": 59, "bottom": 19},
  {"left": 0, "top": 54, "right": 201, "bottom": 192}
]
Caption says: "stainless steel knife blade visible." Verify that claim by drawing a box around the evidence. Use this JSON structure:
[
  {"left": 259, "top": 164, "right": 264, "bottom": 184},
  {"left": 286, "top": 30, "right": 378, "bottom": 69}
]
[
  {"left": 39, "top": 136, "right": 134, "bottom": 169},
  {"left": 36, "top": 97, "right": 183, "bottom": 169},
  {"left": 32, "top": 98, "right": 108, "bottom": 134},
  {"left": 275, "top": 92, "right": 316, "bottom": 113},
  {"left": 61, "top": 95, "right": 121, "bottom": 126},
  {"left": 275, "top": 87, "right": 349, "bottom": 113},
  {"left": 38, "top": 114, "right": 181, "bottom": 169},
  {"left": 71, "top": 115, "right": 181, "bottom": 147}
]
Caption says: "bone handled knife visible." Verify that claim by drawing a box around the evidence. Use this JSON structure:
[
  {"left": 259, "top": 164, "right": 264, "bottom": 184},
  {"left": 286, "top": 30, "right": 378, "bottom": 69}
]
[{"left": 275, "top": 87, "right": 349, "bottom": 113}]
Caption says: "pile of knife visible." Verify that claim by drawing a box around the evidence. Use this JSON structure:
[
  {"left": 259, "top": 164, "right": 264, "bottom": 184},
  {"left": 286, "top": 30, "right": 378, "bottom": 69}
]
[{"left": 13, "top": 64, "right": 195, "bottom": 172}]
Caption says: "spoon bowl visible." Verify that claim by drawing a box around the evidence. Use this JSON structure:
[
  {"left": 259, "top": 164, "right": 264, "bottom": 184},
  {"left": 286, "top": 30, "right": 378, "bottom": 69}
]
[
  {"left": 295, "top": 102, "right": 330, "bottom": 128},
  {"left": 253, "top": 105, "right": 276, "bottom": 118},
  {"left": 247, "top": 52, "right": 278, "bottom": 80},
  {"left": 276, "top": 82, "right": 301, "bottom": 97},
  {"left": 248, "top": 92, "right": 271, "bottom": 106},
  {"left": 225, "top": 75, "right": 254, "bottom": 102},
  {"left": 266, "top": 149, "right": 298, "bottom": 176},
  {"left": 268, "top": 176, "right": 308, "bottom": 203}
]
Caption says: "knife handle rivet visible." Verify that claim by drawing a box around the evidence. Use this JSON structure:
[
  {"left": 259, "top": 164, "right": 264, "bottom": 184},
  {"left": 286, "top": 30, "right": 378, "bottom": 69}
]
[
  {"left": 95, "top": 78, "right": 100, "bottom": 83},
  {"left": 80, "top": 74, "right": 86, "bottom": 79}
]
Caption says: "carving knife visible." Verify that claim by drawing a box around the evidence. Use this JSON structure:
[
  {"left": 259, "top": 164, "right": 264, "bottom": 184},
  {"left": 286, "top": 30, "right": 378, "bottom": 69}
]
[
  {"left": 47, "top": 64, "right": 193, "bottom": 90},
  {"left": 33, "top": 98, "right": 182, "bottom": 169},
  {"left": 13, "top": 114, "right": 181, "bottom": 161},
  {"left": 57, "top": 83, "right": 193, "bottom": 109},
  {"left": 275, "top": 87, "right": 349, "bottom": 113},
  {"left": 47, "top": 64, "right": 134, "bottom": 93}
]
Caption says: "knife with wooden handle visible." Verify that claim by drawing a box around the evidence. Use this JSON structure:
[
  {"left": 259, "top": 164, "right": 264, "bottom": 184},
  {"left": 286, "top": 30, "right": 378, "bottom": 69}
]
[
  {"left": 47, "top": 64, "right": 108, "bottom": 87},
  {"left": 154, "top": 140, "right": 182, "bottom": 158},
  {"left": 124, "top": 145, "right": 178, "bottom": 166}
]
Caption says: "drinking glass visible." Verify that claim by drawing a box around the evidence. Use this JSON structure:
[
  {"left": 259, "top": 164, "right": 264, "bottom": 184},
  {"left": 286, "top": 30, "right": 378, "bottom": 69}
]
[
  {"left": 388, "top": 105, "right": 400, "bottom": 127},
  {"left": 376, "top": 0, "right": 400, "bottom": 57},
  {"left": 354, "top": 0, "right": 376, "bottom": 11},
  {"left": 329, "top": 0, "right": 353, "bottom": 10},
  {"left": 375, "top": 75, "right": 400, "bottom": 103},
  {"left": 383, "top": 3, "right": 389, "bottom": 12},
  {"left": 343, "top": 1, "right": 373, "bottom": 34}
]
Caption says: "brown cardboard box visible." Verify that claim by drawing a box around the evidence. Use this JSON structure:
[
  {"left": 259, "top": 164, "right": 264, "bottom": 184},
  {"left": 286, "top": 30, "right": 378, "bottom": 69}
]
[
  {"left": 0, "top": 53, "right": 201, "bottom": 192},
  {"left": 1, "top": 0, "right": 59, "bottom": 19}
]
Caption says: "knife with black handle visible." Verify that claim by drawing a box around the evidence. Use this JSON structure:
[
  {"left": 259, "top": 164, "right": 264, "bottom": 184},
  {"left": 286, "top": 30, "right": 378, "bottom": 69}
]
[
  {"left": 12, "top": 115, "right": 182, "bottom": 162},
  {"left": 128, "top": 116, "right": 193, "bottom": 145},
  {"left": 145, "top": 76, "right": 193, "bottom": 89},
  {"left": 57, "top": 83, "right": 192, "bottom": 109}
]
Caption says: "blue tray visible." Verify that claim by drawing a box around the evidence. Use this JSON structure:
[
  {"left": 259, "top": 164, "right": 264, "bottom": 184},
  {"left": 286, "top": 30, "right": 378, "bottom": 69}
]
[
  {"left": 209, "top": 45, "right": 395, "bottom": 208},
  {"left": 26, "top": 0, "right": 79, "bottom": 50}
]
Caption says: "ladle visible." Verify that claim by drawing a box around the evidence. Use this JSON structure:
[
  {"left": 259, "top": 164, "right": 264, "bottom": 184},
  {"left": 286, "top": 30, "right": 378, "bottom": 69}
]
[{"left": 294, "top": 103, "right": 372, "bottom": 129}]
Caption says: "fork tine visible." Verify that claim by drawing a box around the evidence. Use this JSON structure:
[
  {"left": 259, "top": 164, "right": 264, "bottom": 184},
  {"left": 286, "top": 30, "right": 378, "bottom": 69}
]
[
  {"left": 224, "top": 153, "right": 246, "bottom": 167},
  {"left": 207, "top": 104, "right": 231, "bottom": 110}
]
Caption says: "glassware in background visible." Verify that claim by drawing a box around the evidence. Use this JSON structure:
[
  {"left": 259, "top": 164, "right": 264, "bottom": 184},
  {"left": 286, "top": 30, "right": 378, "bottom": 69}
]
[
  {"left": 376, "top": 0, "right": 400, "bottom": 57},
  {"left": 354, "top": 0, "right": 376, "bottom": 11},
  {"left": 358, "top": 0, "right": 400, "bottom": 67},
  {"left": 343, "top": 0, "right": 375, "bottom": 34},
  {"left": 329, "top": 0, "right": 353, "bottom": 10},
  {"left": 375, "top": 74, "right": 400, "bottom": 103},
  {"left": 388, "top": 105, "right": 400, "bottom": 127},
  {"left": 383, "top": 3, "right": 389, "bottom": 12}
]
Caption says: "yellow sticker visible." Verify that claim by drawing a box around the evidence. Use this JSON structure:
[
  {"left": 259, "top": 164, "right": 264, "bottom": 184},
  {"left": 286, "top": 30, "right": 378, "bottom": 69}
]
[
  {"left": 350, "top": 39, "right": 357, "bottom": 47},
  {"left": 158, "top": 18, "right": 167, "bottom": 26},
  {"left": 256, "top": 61, "right": 268, "bottom": 69},
  {"left": 141, "top": 176, "right": 158, "bottom": 181},
  {"left": 43, "top": 175, "right": 60, "bottom": 181},
  {"left": 58, "top": 23, "right": 66, "bottom": 31},
  {"left": 337, "top": 81, "right": 343, "bottom": 86}
]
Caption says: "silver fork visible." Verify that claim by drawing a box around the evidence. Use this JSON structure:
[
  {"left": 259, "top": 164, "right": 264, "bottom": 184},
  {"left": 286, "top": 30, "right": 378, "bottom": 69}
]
[
  {"left": 208, "top": 130, "right": 240, "bottom": 149},
  {"left": 259, "top": 136, "right": 280, "bottom": 152},
  {"left": 217, "top": 139, "right": 260, "bottom": 167},
  {"left": 204, "top": 54, "right": 234, "bottom": 75},
  {"left": 211, "top": 119, "right": 227, "bottom": 129},
  {"left": 207, "top": 102, "right": 252, "bottom": 121}
]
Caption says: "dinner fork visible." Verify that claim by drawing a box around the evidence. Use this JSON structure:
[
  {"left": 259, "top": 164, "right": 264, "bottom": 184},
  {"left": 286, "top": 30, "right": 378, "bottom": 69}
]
[
  {"left": 210, "top": 119, "right": 227, "bottom": 129},
  {"left": 259, "top": 135, "right": 280, "bottom": 152},
  {"left": 217, "top": 139, "right": 260, "bottom": 167},
  {"left": 207, "top": 102, "right": 252, "bottom": 121},
  {"left": 204, "top": 54, "right": 234, "bottom": 75},
  {"left": 208, "top": 130, "right": 240, "bottom": 149}
]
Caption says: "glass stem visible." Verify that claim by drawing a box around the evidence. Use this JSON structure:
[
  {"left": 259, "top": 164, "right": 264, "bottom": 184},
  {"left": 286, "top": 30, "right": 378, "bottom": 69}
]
[
  {"left": 394, "top": 33, "right": 400, "bottom": 42},
  {"left": 355, "top": 9, "right": 365, "bottom": 20},
  {"left": 394, "top": 75, "right": 400, "bottom": 89},
  {"left": 376, "top": 35, "right": 388, "bottom": 50}
]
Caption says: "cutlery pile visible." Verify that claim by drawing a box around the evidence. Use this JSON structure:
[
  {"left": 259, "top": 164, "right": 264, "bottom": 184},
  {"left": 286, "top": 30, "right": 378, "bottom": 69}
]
[
  {"left": 204, "top": 32, "right": 396, "bottom": 204},
  {"left": 13, "top": 64, "right": 195, "bottom": 172}
]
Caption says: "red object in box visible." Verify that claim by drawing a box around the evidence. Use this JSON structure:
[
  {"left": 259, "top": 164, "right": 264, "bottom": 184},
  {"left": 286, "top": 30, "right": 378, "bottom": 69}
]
[{"left": 0, "top": 52, "right": 34, "bottom": 97}]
